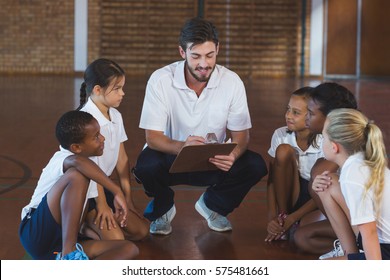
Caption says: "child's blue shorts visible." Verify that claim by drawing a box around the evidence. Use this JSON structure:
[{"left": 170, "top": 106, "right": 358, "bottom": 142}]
[{"left": 19, "top": 194, "right": 62, "bottom": 260}]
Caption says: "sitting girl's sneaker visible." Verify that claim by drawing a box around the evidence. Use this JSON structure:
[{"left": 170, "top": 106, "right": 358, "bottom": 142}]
[
  {"left": 319, "top": 239, "right": 344, "bottom": 260},
  {"left": 56, "top": 243, "right": 89, "bottom": 260}
]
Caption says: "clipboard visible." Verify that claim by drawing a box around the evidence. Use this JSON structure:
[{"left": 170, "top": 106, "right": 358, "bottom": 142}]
[{"left": 169, "top": 143, "right": 237, "bottom": 173}]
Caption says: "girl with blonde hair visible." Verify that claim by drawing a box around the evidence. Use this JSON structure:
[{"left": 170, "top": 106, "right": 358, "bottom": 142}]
[{"left": 315, "top": 108, "right": 390, "bottom": 259}]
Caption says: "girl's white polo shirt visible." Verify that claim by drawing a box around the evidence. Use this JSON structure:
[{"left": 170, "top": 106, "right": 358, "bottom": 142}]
[
  {"left": 340, "top": 152, "right": 390, "bottom": 244},
  {"left": 81, "top": 98, "right": 128, "bottom": 195},
  {"left": 268, "top": 126, "right": 323, "bottom": 181}
]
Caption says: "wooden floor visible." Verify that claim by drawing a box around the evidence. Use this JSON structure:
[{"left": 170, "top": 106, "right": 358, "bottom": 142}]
[{"left": 1, "top": 75, "right": 389, "bottom": 260}]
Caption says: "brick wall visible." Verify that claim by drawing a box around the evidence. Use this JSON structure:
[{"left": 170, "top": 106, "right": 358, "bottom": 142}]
[
  {"left": 206, "top": 0, "right": 307, "bottom": 77},
  {"left": 0, "top": 0, "right": 74, "bottom": 74},
  {"left": 0, "top": 0, "right": 312, "bottom": 77}
]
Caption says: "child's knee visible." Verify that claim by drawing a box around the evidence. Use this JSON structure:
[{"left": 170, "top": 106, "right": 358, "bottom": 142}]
[
  {"left": 294, "top": 227, "right": 311, "bottom": 251},
  {"left": 124, "top": 219, "right": 150, "bottom": 241},
  {"left": 83, "top": 214, "right": 126, "bottom": 240},
  {"left": 99, "top": 226, "right": 125, "bottom": 240},
  {"left": 106, "top": 230, "right": 125, "bottom": 240},
  {"left": 122, "top": 242, "right": 139, "bottom": 259},
  {"left": 294, "top": 229, "right": 304, "bottom": 249},
  {"left": 65, "top": 168, "right": 89, "bottom": 187},
  {"left": 134, "top": 223, "right": 150, "bottom": 241},
  {"left": 317, "top": 188, "right": 330, "bottom": 201},
  {"left": 275, "top": 144, "right": 295, "bottom": 162}
]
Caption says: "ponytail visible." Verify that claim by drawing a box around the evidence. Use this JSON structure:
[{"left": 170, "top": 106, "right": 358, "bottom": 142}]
[
  {"left": 326, "top": 109, "right": 387, "bottom": 215},
  {"left": 363, "top": 122, "right": 387, "bottom": 213},
  {"left": 76, "top": 82, "right": 88, "bottom": 111}
]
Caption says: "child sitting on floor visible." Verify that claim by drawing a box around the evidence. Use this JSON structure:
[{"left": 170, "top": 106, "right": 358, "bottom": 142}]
[
  {"left": 266, "top": 87, "right": 322, "bottom": 241},
  {"left": 316, "top": 108, "right": 390, "bottom": 259},
  {"left": 19, "top": 111, "right": 138, "bottom": 260}
]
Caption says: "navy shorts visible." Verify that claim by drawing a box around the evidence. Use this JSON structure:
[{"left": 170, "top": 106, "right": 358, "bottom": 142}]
[
  {"left": 292, "top": 177, "right": 311, "bottom": 213},
  {"left": 88, "top": 188, "right": 114, "bottom": 211},
  {"left": 348, "top": 233, "right": 390, "bottom": 260},
  {"left": 19, "top": 194, "right": 62, "bottom": 260}
]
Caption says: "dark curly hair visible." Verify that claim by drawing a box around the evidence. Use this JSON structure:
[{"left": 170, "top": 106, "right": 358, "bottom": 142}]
[
  {"left": 311, "top": 82, "right": 358, "bottom": 116},
  {"left": 55, "top": 111, "right": 95, "bottom": 150}
]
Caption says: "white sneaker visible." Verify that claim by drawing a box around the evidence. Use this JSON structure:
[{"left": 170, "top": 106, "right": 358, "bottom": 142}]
[
  {"left": 195, "top": 193, "right": 232, "bottom": 232},
  {"left": 319, "top": 239, "right": 344, "bottom": 259},
  {"left": 149, "top": 205, "right": 176, "bottom": 235}
]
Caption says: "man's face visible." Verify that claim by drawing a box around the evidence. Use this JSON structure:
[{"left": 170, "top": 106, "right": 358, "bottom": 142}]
[{"left": 180, "top": 41, "right": 218, "bottom": 83}]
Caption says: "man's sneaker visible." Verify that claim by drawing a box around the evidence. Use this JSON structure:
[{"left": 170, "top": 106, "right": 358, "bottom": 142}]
[
  {"left": 149, "top": 205, "right": 176, "bottom": 235},
  {"left": 56, "top": 243, "right": 89, "bottom": 260},
  {"left": 195, "top": 193, "right": 232, "bottom": 232},
  {"left": 319, "top": 239, "right": 344, "bottom": 259}
]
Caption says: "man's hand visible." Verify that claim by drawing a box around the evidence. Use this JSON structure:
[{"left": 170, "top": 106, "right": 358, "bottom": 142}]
[
  {"left": 184, "top": 135, "right": 205, "bottom": 146},
  {"left": 209, "top": 154, "right": 235, "bottom": 172}
]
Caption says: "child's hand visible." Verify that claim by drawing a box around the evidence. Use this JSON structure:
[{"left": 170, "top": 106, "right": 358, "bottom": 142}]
[
  {"left": 312, "top": 171, "right": 332, "bottom": 192},
  {"left": 113, "top": 193, "right": 128, "bottom": 227},
  {"left": 265, "top": 216, "right": 285, "bottom": 242},
  {"left": 281, "top": 214, "right": 296, "bottom": 233},
  {"left": 94, "top": 202, "right": 117, "bottom": 230}
]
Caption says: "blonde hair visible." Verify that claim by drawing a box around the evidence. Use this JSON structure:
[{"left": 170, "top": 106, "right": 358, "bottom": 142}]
[{"left": 326, "top": 108, "right": 387, "bottom": 214}]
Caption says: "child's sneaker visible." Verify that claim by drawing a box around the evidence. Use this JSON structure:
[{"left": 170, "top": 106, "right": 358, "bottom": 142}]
[
  {"left": 56, "top": 243, "right": 89, "bottom": 260},
  {"left": 319, "top": 239, "right": 344, "bottom": 259}
]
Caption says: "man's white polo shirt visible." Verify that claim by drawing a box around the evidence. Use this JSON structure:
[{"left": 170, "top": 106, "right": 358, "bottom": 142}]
[{"left": 139, "top": 60, "right": 251, "bottom": 143}]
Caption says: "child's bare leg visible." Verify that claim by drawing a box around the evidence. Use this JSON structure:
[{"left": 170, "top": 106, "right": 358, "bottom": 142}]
[
  {"left": 273, "top": 144, "right": 300, "bottom": 213},
  {"left": 81, "top": 239, "right": 139, "bottom": 260},
  {"left": 267, "top": 161, "right": 278, "bottom": 218},
  {"left": 121, "top": 209, "right": 150, "bottom": 241},
  {"left": 317, "top": 174, "right": 358, "bottom": 254},
  {"left": 82, "top": 209, "right": 149, "bottom": 241},
  {"left": 46, "top": 168, "right": 89, "bottom": 256},
  {"left": 266, "top": 162, "right": 285, "bottom": 241},
  {"left": 82, "top": 210, "right": 125, "bottom": 240},
  {"left": 309, "top": 159, "right": 339, "bottom": 215},
  {"left": 80, "top": 222, "right": 101, "bottom": 240},
  {"left": 294, "top": 219, "right": 336, "bottom": 254}
]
